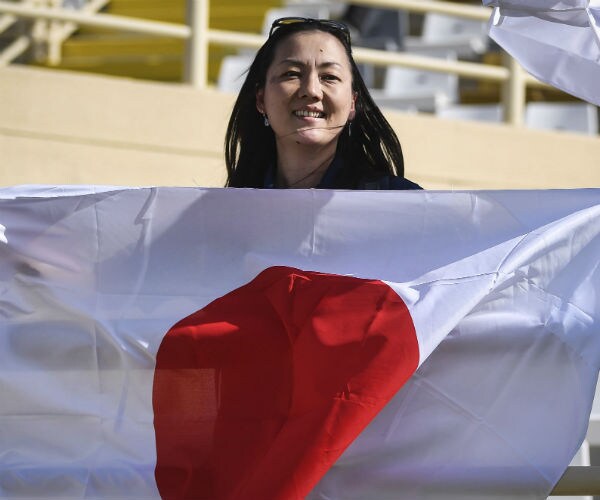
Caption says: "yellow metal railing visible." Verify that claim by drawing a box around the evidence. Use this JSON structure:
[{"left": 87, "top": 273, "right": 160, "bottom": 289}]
[
  {"left": 353, "top": 0, "right": 490, "bottom": 20},
  {"left": 0, "top": 0, "right": 539, "bottom": 125}
]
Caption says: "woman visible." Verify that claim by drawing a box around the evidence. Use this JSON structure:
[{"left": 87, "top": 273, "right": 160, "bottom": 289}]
[{"left": 225, "top": 17, "right": 421, "bottom": 190}]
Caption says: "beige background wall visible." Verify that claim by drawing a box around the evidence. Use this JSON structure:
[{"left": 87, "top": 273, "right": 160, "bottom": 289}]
[{"left": 1, "top": 64, "right": 599, "bottom": 190}]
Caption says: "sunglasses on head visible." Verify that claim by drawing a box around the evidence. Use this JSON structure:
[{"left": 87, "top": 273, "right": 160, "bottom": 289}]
[{"left": 269, "top": 17, "right": 351, "bottom": 45}]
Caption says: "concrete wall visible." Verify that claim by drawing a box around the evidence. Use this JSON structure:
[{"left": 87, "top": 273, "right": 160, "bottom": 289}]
[
  {"left": 1, "top": 65, "right": 229, "bottom": 188},
  {"left": 2, "top": 64, "right": 599, "bottom": 189}
]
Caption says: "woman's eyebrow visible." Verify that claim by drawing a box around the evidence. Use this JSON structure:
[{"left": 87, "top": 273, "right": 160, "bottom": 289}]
[{"left": 276, "top": 58, "right": 343, "bottom": 69}]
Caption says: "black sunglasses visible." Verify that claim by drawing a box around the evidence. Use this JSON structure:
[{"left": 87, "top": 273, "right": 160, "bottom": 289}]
[{"left": 269, "top": 17, "right": 351, "bottom": 46}]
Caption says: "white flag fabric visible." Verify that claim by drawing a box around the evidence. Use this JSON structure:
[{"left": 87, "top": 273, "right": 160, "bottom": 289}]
[
  {"left": 484, "top": 0, "right": 600, "bottom": 106},
  {"left": 0, "top": 185, "right": 599, "bottom": 499}
]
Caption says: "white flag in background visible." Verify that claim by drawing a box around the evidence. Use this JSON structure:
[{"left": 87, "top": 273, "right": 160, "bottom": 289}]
[{"left": 484, "top": 0, "right": 600, "bottom": 106}]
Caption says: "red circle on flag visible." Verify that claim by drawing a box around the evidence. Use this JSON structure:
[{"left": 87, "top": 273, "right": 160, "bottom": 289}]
[{"left": 153, "top": 266, "right": 418, "bottom": 500}]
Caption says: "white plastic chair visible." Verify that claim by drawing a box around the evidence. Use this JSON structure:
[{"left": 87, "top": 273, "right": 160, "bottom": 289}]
[
  {"left": 341, "top": 6, "right": 406, "bottom": 50},
  {"left": 405, "top": 12, "right": 489, "bottom": 59},
  {"left": 337, "top": 6, "right": 407, "bottom": 88},
  {"left": 370, "top": 49, "right": 459, "bottom": 113},
  {"left": 525, "top": 102, "right": 599, "bottom": 135},
  {"left": 437, "top": 103, "right": 503, "bottom": 123},
  {"left": 548, "top": 440, "right": 592, "bottom": 500},
  {"left": 217, "top": 54, "right": 254, "bottom": 94},
  {"left": 586, "top": 376, "right": 600, "bottom": 447},
  {"left": 284, "top": 0, "right": 347, "bottom": 18}
]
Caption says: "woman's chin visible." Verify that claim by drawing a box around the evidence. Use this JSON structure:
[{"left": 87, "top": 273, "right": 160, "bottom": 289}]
[{"left": 291, "top": 128, "right": 339, "bottom": 147}]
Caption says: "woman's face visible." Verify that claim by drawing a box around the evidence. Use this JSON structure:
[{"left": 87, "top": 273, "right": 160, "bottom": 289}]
[{"left": 256, "top": 30, "right": 356, "bottom": 150}]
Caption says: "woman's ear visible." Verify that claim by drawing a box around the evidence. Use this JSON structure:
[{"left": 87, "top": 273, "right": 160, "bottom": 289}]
[
  {"left": 256, "top": 87, "right": 265, "bottom": 114},
  {"left": 349, "top": 92, "right": 357, "bottom": 121}
]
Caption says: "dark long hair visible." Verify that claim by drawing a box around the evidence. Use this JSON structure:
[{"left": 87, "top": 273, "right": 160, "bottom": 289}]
[{"left": 224, "top": 21, "right": 404, "bottom": 188}]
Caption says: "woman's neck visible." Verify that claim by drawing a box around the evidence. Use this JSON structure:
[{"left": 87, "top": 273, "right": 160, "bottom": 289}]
[{"left": 275, "top": 141, "right": 337, "bottom": 189}]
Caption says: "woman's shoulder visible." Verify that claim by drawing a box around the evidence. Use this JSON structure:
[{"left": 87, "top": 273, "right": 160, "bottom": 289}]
[{"left": 357, "top": 175, "right": 423, "bottom": 190}]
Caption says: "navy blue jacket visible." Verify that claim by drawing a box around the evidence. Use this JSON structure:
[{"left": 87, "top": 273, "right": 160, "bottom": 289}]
[{"left": 264, "top": 157, "right": 422, "bottom": 190}]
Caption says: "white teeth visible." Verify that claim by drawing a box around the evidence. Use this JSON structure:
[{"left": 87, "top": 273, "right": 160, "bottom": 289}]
[{"left": 294, "top": 110, "right": 325, "bottom": 118}]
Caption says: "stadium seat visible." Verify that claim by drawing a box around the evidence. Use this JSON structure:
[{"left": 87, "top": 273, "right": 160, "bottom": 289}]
[
  {"left": 283, "top": 0, "right": 347, "bottom": 19},
  {"left": 370, "top": 49, "right": 459, "bottom": 113},
  {"left": 548, "top": 440, "right": 592, "bottom": 500},
  {"left": 217, "top": 54, "right": 254, "bottom": 94},
  {"left": 405, "top": 12, "right": 489, "bottom": 59},
  {"left": 587, "top": 378, "right": 600, "bottom": 447},
  {"left": 525, "top": 102, "right": 599, "bottom": 135},
  {"left": 437, "top": 103, "right": 503, "bottom": 123},
  {"left": 340, "top": 5, "right": 406, "bottom": 50}
]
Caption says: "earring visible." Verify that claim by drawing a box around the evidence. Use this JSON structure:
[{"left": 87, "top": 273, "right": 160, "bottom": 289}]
[
  {"left": 348, "top": 121, "right": 352, "bottom": 137},
  {"left": 263, "top": 114, "right": 270, "bottom": 127}
]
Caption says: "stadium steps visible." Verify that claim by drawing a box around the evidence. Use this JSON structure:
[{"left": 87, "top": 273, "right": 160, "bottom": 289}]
[{"left": 37, "top": 0, "right": 280, "bottom": 83}]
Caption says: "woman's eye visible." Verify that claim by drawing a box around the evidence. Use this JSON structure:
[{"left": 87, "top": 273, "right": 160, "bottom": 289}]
[
  {"left": 322, "top": 74, "right": 340, "bottom": 82},
  {"left": 283, "top": 71, "right": 300, "bottom": 78}
]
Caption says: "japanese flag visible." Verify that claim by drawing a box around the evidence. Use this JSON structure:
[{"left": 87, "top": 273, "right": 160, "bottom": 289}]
[{"left": 0, "top": 185, "right": 598, "bottom": 499}]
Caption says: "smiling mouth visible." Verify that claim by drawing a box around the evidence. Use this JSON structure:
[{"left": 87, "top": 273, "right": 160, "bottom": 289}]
[{"left": 294, "top": 110, "right": 326, "bottom": 119}]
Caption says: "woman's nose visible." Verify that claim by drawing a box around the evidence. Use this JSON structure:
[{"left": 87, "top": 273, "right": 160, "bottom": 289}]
[{"left": 300, "top": 72, "right": 323, "bottom": 100}]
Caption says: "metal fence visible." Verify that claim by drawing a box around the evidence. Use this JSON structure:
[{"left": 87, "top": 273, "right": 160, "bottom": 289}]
[{"left": 0, "top": 0, "right": 549, "bottom": 125}]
